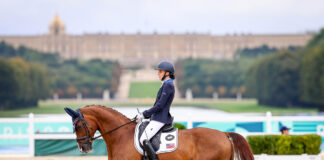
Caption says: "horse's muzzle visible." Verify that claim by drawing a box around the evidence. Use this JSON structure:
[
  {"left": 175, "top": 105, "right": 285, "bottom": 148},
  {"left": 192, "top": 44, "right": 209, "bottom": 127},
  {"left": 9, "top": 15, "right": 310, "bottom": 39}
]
[{"left": 78, "top": 143, "right": 93, "bottom": 154}]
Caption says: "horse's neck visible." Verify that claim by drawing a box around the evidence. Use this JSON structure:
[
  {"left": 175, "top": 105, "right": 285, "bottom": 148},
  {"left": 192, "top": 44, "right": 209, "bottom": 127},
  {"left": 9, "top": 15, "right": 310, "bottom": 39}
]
[
  {"left": 92, "top": 108, "right": 135, "bottom": 157},
  {"left": 93, "top": 108, "right": 133, "bottom": 134}
]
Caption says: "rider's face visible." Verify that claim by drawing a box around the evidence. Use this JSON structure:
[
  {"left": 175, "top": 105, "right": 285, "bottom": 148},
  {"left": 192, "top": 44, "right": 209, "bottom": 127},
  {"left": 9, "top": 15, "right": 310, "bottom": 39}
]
[
  {"left": 158, "top": 70, "right": 165, "bottom": 81},
  {"left": 282, "top": 130, "right": 289, "bottom": 135}
]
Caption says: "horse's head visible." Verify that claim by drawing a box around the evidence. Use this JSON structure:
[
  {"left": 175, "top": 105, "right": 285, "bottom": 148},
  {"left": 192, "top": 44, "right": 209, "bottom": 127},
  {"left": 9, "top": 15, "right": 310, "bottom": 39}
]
[{"left": 64, "top": 107, "right": 98, "bottom": 154}]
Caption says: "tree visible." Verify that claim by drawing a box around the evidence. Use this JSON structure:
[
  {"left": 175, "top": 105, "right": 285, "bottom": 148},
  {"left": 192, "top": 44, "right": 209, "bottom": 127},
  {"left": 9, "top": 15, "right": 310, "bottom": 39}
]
[
  {"left": 218, "top": 86, "right": 227, "bottom": 96},
  {"left": 192, "top": 85, "right": 201, "bottom": 97},
  {"left": 0, "top": 57, "right": 50, "bottom": 110},
  {"left": 230, "top": 87, "right": 238, "bottom": 96},
  {"left": 300, "top": 29, "right": 324, "bottom": 108},
  {"left": 175, "top": 58, "right": 253, "bottom": 98},
  {"left": 9, "top": 57, "right": 33, "bottom": 106},
  {"left": 29, "top": 63, "right": 50, "bottom": 102},
  {"left": 0, "top": 42, "right": 122, "bottom": 99},
  {"left": 236, "top": 44, "right": 278, "bottom": 58},
  {"left": 0, "top": 58, "right": 16, "bottom": 109},
  {"left": 246, "top": 50, "right": 300, "bottom": 107},
  {"left": 205, "top": 85, "right": 215, "bottom": 97},
  {"left": 66, "top": 86, "right": 77, "bottom": 97}
]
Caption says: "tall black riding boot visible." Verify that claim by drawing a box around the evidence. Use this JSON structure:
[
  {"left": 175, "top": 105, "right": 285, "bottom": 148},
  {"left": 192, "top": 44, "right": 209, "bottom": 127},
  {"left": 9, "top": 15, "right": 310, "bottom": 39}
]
[
  {"left": 142, "top": 151, "right": 150, "bottom": 160},
  {"left": 143, "top": 140, "right": 159, "bottom": 160}
]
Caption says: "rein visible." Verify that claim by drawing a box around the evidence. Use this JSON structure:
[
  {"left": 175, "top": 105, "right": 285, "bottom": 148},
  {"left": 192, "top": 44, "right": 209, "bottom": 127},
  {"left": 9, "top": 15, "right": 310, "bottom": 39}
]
[
  {"left": 74, "top": 109, "right": 136, "bottom": 143},
  {"left": 91, "top": 118, "right": 136, "bottom": 141}
]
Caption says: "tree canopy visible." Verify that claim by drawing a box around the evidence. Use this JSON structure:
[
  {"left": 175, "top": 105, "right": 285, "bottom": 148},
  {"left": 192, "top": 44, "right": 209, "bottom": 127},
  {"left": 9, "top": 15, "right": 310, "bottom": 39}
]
[
  {"left": 246, "top": 51, "right": 300, "bottom": 107},
  {"left": 0, "top": 57, "right": 50, "bottom": 110},
  {"left": 245, "top": 28, "right": 324, "bottom": 109},
  {"left": 299, "top": 29, "right": 324, "bottom": 108},
  {"left": 175, "top": 58, "right": 253, "bottom": 98},
  {"left": 0, "top": 41, "right": 121, "bottom": 110}
]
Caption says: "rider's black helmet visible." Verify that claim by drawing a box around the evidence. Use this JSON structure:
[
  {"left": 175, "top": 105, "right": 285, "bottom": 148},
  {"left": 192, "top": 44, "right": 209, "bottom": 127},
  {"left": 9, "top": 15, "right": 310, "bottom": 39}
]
[
  {"left": 155, "top": 61, "right": 175, "bottom": 80},
  {"left": 155, "top": 61, "right": 175, "bottom": 73}
]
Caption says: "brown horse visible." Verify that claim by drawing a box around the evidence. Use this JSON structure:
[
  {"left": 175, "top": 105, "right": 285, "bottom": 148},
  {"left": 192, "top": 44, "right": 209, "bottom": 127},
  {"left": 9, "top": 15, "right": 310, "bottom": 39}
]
[{"left": 65, "top": 105, "right": 254, "bottom": 160}]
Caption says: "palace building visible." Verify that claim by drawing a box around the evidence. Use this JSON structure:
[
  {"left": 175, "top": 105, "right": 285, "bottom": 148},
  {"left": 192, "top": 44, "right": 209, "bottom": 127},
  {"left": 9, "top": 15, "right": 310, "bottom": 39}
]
[{"left": 0, "top": 15, "right": 312, "bottom": 66}]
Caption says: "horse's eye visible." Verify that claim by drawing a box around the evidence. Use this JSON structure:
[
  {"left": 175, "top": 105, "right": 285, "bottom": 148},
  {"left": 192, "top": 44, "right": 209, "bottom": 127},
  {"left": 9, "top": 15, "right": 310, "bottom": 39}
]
[{"left": 75, "top": 125, "right": 81, "bottom": 131}]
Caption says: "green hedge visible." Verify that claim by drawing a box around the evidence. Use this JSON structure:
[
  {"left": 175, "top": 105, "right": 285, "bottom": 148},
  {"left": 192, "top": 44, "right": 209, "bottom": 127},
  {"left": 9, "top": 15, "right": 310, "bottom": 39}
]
[
  {"left": 247, "top": 134, "right": 321, "bottom": 155},
  {"left": 173, "top": 123, "right": 186, "bottom": 130}
]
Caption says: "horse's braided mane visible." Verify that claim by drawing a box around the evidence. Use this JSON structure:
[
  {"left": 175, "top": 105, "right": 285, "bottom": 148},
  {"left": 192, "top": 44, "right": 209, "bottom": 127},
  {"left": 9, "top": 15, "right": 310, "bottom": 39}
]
[{"left": 84, "top": 104, "right": 131, "bottom": 121}]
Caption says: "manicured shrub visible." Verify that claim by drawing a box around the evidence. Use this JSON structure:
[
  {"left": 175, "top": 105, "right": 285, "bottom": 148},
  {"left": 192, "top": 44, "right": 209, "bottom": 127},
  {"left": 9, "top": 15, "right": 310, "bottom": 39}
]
[
  {"left": 173, "top": 123, "right": 186, "bottom": 130},
  {"left": 247, "top": 134, "right": 321, "bottom": 155}
]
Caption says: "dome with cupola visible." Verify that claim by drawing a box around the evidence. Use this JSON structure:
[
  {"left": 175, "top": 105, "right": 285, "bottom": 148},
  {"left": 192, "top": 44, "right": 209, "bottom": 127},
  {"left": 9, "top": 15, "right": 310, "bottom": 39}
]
[{"left": 49, "top": 14, "right": 65, "bottom": 35}]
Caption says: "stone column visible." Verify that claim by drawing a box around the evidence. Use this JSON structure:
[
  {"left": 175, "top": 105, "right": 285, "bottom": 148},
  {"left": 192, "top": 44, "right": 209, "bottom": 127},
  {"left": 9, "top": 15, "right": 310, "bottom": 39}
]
[
  {"left": 77, "top": 92, "right": 82, "bottom": 101},
  {"left": 103, "top": 89, "right": 110, "bottom": 101},
  {"left": 236, "top": 92, "right": 242, "bottom": 101},
  {"left": 53, "top": 93, "right": 59, "bottom": 100},
  {"left": 213, "top": 92, "right": 218, "bottom": 100},
  {"left": 186, "top": 89, "right": 193, "bottom": 102}
]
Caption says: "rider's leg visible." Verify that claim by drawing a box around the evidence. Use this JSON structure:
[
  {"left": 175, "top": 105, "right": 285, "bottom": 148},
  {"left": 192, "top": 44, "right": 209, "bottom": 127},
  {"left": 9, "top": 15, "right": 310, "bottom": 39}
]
[
  {"left": 143, "top": 139, "right": 158, "bottom": 160},
  {"left": 140, "top": 120, "right": 164, "bottom": 160},
  {"left": 140, "top": 120, "right": 165, "bottom": 145}
]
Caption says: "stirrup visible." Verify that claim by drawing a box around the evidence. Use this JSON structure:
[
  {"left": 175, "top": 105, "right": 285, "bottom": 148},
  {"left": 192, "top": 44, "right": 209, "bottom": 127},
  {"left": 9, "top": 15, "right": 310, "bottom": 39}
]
[
  {"left": 143, "top": 140, "right": 158, "bottom": 160},
  {"left": 143, "top": 157, "right": 150, "bottom": 160},
  {"left": 142, "top": 152, "right": 150, "bottom": 160}
]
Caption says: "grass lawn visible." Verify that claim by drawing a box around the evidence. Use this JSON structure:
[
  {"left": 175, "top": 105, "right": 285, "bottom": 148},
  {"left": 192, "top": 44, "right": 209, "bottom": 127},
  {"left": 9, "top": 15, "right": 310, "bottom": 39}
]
[
  {"left": 0, "top": 99, "right": 318, "bottom": 117},
  {"left": 173, "top": 100, "right": 318, "bottom": 115},
  {"left": 128, "top": 81, "right": 161, "bottom": 98},
  {"left": 0, "top": 101, "right": 151, "bottom": 117}
]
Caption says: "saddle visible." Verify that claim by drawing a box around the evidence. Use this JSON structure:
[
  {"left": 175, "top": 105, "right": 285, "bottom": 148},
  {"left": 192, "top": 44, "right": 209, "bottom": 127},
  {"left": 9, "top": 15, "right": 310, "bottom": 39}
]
[{"left": 134, "top": 119, "right": 178, "bottom": 155}]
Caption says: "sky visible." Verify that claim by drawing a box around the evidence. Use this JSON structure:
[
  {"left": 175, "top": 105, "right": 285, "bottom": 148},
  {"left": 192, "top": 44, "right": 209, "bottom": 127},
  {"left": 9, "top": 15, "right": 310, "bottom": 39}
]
[{"left": 0, "top": 0, "right": 324, "bottom": 35}]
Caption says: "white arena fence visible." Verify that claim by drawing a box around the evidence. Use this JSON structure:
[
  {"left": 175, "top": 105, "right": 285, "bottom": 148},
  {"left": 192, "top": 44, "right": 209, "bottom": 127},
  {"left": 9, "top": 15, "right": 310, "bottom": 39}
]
[
  {"left": 254, "top": 154, "right": 321, "bottom": 160},
  {"left": 1, "top": 112, "right": 324, "bottom": 158}
]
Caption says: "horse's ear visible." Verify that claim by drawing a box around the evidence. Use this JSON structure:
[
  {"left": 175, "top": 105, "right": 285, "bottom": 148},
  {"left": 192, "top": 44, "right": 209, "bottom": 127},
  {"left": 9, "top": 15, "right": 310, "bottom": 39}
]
[{"left": 64, "top": 107, "right": 80, "bottom": 119}]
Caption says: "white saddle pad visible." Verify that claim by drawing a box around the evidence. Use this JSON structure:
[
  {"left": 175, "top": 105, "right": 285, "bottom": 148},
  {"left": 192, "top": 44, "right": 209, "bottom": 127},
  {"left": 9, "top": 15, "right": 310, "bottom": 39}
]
[{"left": 134, "top": 119, "right": 178, "bottom": 155}]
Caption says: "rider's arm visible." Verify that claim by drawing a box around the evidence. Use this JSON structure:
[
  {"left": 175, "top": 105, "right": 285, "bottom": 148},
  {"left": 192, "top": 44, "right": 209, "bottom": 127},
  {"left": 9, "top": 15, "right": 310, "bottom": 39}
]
[{"left": 143, "top": 83, "right": 172, "bottom": 118}]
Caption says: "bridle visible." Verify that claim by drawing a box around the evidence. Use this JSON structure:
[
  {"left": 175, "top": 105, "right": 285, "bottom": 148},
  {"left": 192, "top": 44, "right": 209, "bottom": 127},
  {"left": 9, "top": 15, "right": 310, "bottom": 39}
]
[{"left": 73, "top": 109, "right": 136, "bottom": 144}]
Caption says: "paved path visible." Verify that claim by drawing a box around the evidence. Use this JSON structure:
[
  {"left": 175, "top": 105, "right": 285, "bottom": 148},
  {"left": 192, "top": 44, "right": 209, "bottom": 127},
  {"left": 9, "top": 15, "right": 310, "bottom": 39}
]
[{"left": 115, "top": 70, "right": 132, "bottom": 100}]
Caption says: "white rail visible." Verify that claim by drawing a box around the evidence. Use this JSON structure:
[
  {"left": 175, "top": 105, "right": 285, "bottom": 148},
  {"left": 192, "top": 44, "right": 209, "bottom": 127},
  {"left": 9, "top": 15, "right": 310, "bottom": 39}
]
[{"left": 254, "top": 154, "right": 321, "bottom": 160}]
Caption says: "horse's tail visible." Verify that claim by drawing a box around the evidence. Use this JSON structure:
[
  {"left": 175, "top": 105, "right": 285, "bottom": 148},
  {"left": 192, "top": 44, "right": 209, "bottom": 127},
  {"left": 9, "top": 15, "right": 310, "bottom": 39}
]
[{"left": 226, "top": 132, "right": 254, "bottom": 160}]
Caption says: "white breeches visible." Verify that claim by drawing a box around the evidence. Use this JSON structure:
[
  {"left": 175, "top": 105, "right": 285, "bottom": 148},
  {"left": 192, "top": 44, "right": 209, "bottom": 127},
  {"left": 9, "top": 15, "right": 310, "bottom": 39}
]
[{"left": 140, "top": 120, "right": 165, "bottom": 145}]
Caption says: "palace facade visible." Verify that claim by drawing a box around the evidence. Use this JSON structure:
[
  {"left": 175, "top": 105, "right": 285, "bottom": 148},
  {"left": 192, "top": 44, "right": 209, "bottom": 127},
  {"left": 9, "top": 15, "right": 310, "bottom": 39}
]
[{"left": 0, "top": 15, "right": 312, "bottom": 66}]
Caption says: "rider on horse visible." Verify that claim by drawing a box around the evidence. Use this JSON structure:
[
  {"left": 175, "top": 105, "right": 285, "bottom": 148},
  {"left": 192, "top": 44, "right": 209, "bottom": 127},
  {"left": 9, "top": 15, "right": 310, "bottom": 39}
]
[{"left": 137, "top": 61, "right": 175, "bottom": 160}]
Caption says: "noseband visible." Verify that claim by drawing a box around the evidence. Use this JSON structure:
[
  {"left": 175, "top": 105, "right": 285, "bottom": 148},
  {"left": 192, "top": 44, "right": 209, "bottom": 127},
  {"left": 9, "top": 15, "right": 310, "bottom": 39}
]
[
  {"left": 73, "top": 109, "right": 94, "bottom": 143},
  {"left": 73, "top": 109, "right": 136, "bottom": 144}
]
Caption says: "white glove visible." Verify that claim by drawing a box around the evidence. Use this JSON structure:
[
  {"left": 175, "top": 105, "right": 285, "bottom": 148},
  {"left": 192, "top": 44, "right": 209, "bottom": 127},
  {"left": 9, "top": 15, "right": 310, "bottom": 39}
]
[{"left": 136, "top": 112, "right": 144, "bottom": 123}]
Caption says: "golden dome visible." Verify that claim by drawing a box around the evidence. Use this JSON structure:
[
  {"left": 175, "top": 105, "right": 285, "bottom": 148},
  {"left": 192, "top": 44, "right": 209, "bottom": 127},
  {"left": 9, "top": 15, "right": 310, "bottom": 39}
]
[
  {"left": 50, "top": 14, "right": 65, "bottom": 28},
  {"left": 49, "top": 14, "right": 65, "bottom": 35}
]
